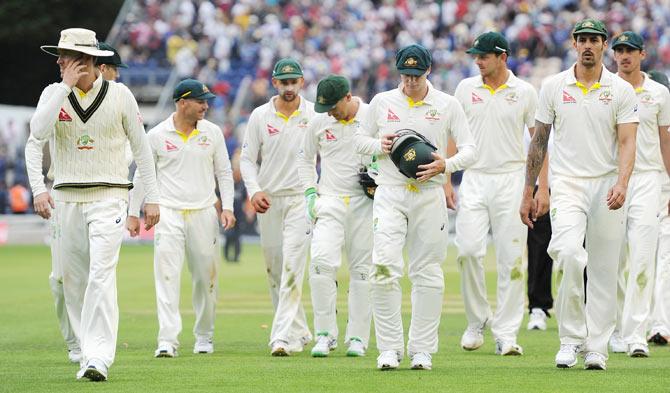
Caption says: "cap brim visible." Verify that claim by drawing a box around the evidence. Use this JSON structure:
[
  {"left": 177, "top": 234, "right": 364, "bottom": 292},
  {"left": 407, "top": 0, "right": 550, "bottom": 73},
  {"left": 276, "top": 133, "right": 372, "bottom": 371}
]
[
  {"left": 611, "top": 42, "right": 642, "bottom": 50},
  {"left": 465, "top": 47, "right": 489, "bottom": 55},
  {"left": 41, "top": 45, "right": 114, "bottom": 57},
  {"left": 273, "top": 73, "right": 303, "bottom": 80},
  {"left": 573, "top": 29, "right": 607, "bottom": 38},
  {"left": 398, "top": 68, "right": 427, "bottom": 76},
  {"left": 195, "top": 92, "right": 217, "bottom": 100},
  {"left": 314, "top": 102, "right": 336, "bottom": 113}
]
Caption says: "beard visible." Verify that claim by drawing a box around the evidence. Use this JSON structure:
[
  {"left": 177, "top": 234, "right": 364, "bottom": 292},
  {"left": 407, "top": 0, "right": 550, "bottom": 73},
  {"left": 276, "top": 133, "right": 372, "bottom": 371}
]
[{"left": 280, "top": 91, "right": 297, "bottom": 101}]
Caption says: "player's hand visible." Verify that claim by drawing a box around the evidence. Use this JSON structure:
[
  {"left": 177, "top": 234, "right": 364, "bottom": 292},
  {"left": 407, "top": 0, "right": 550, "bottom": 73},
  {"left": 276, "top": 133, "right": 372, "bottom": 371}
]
[
  {"left": 667, "top": 198, "right": 670, "bottom": 216},
  {"left": 143, "top": 203, "right": 160, "bottom": 230},
  {"left": 607, "top": 183, "right": 626, "bottom": 210},
  {"left": 444, "top": 182, "right": 457, "bottom": 210},
  {"left": 520, "top": 186, "right": 536, "bottom": 228},
  {"left": 62, "top": 59, "right": 88, "bottom": 88},
  {"left": 534, "top": 186, "right": 550, "bottom": 217},
  {"left": 416, "top": 152, "right": 446, "bottom": 182},
  {"left": 220, "top": 209, "right": 236, "bottom": 230},
  {"left": 33, "top": 192, "right": 55, "bottom": 220},
  {"left": 304, "top": 188, "right": 318, "bottom": 223},
  {"left": 126, "top": 215, "right": 141, "bottom": 237},
  {"left": 381, "top": 133, "right": 398, "bottom": 154},
  {"left": 251, "top": 191, "right": 271, "bottom": 214}
]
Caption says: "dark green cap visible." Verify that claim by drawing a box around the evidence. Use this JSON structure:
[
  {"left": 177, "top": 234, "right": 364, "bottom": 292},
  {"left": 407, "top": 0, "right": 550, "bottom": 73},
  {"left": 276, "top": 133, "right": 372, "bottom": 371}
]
[
  {"left": 648, "top": 70, "right": 669, "bottom": 90},
  {"left": 173, "top": 79, "right": 216, "bottom": 101},
  {"left": 466, "top": 32, "right": 509, "bottom": 55},
  {"left": 572, "top": 18, "right": 608, "bottom": 39},
  {"left": 272, "top": 58, "right": 303, "bottom": 80},
  {"left": 95, "top": 42, "right": 128, "bottom": 68},
  {"left": 611, "top": 31, "right": 644, "bottom": 50},
  {"left": 396, "top": 44, "right": 432, "bottom": 76},
  {"left": 314, "top": 75, "right": 350, "bottom": 113}
]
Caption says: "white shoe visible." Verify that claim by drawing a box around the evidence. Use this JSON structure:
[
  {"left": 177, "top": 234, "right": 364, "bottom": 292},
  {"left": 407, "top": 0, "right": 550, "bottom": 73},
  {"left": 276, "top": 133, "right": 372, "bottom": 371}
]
[
  {"left": 271, "top": 340, "right": 290, "bottom": 357},
  {"left": 628, "top": 343, "right": 649, "bottom": 358},
  {"left": 495, "top": 340, "right": 523, "bottom": 356},
  {"left": 76, "top": 358, "right": 108, "bottom": 382},
  {"left": 527, "top": 308, "right": 547, "bottom": 331},
  {"left": 410, "top": 352, "right": 432, "bottom": 370},
  {"left": 68, "top": 348, "right": 82, "bottom": 363},
  {"left": 608, "top": 333, "right": 626, "bottom": 353},
  {"left": 346, "top": 337, "right": 366, "bottom": 357},
  {"left": 155, "top": 343, "right": 177, "bottom": 358},
  {"left": 311, "top": 334, "right": 337, "bottom": 357},
  {"left": 193, "top": 337, "right": 213, "bottom": 354},
  {"left": 583, "top": 351, "right": 607, "bottom": 370},
  {"left": 461, "top": 325, "right": 485, "bottom": 351},
  {"left": 376, "top": 350, "right": 402, "bottom": 370},
  {"left": 288, "top": 335, "right": 312, "bottom": 353},
  {"left": 555, "top": 344, "right": 581, "bottom": 368}
]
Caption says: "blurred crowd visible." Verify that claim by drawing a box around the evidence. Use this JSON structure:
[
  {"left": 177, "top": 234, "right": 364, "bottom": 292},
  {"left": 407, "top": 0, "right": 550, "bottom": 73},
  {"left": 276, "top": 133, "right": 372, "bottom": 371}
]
[{"left": 0, "top": 119, "right": 32, "bottom": 215}]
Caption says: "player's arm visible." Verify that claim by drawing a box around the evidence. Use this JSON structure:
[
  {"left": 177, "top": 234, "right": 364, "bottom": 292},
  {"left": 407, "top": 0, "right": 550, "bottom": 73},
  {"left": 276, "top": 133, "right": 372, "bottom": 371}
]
[
  {"left": 521, "top": 121, "right": 552, "bottom": 227},
  {"left": 608, "top": 122, "right": 637, "bottom": 210},
  {"left": 30, "top": 84, "right": 68, "bottom": 141},
  {"left": 297, "top": 120, "right": 319, "bottom": 192},
  {"left": 354, "top": 96, "right": 386, "bottom": 155},
  {"left": 239, "top": 111, "right": 270, "bottom": 213},
  {"left": 527, "top": 126, "right": 550, "bottom": 216},
  {"left": 442, "top": 138, "right": 457, "bottom": 209},
  {"left": 25, "top": 136, "right": 53, "bottom": 219},
  {"left": 213, "top": 129, "right": 235, "bottom": 230},
  {"left": 442, "top": 99, "right": 477, "bottom": 173}
]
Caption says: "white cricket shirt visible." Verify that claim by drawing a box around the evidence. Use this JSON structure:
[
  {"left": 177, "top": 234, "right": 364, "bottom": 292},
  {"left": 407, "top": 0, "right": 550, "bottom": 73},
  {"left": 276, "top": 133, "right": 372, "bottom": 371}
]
[{"left": 631, "top": 73, "right": 670, "bottom": 173}]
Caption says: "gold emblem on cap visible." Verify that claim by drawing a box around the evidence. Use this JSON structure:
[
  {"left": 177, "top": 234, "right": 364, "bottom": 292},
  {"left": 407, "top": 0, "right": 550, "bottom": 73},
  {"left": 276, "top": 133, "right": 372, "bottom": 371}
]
[
  {"left": 317, "top": 96, "right": 326, "bottom": 104},
  {"left": 202, "top": 85, "right": 210, "bottom": 93},
  {"left": 404, "top": 57, "right": 418, "bottom": 67},
  {"left": 403, "top": 148, "right": 416, "bottom": 161},
  {"left": 281, "top": 65, "right": 294, "bottom": 73},
  {"left": 474, "top": 40, "right": 479, "bottom": 47},
  {"left": 582, "top": 21, "right": 594, "bottom": 28},
  {"left": 618, "top": 34, "right": 628, "bottom": 42}
]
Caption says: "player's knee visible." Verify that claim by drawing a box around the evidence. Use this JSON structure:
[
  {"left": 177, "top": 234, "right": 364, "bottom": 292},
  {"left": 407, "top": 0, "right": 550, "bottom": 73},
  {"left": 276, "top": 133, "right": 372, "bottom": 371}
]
[
  {"left": 548, "top": 241, "right": 585, "bottom": 268},
  {"left": 309, "top": 263, "right": 336, "bottom": 281},
  {"left": 456, "top": 241, "right": 485, "bottom": 260},
  {"left": 409, "top": 263, "right": 444, "bottom": 289}
]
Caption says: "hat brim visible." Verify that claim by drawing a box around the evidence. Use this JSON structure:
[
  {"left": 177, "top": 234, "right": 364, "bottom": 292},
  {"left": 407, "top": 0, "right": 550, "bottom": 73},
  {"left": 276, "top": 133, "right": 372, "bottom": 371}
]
[
  {"left": 41, "top": 44, "right": 114, "bottom": 57},
  {"left": 398, "top": 68, "right": 427, "bottom": 76},
  {"left": 314, "top": 102, "right": 337, "bottom": 113},
  {"left": 573, "top": 29, "right": 607, "bottom": 38},
  {"left": 273, "top": 73, "right": 303, "bottom": 80},
  {"left": 192, "top": 92, "right": 217, "bottom": 100},
  {"left": 611, "top": 41, "right": 643, "bottom": 50},
  {"left": 98, "top": 61, "right": 129, "bottom": 68},
  {"left": 465, "top": 47, "right": 490, "bottom": 55}
]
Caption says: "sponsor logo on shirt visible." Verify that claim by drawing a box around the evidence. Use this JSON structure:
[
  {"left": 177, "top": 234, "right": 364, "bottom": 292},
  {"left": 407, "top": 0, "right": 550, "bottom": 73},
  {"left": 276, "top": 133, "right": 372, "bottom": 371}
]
[
  {"left": 76, "top": 134, "right": 95, "bottom": 150},
  {"left": 165, "top": 140, "right": 178, "bottom": 152},
  {"left": 471, "top": 92, "right": 484, "bottom": 104},
  {"left": 298, "top": 118, "right": 309, "bottom": 128},
  {"left": 424, "top": 109, "right": 440, "bottom": 121},
  {"left": 562, "top": 90, "right": 577, "bottom": 104},
  {"left": 504, "top": 92, "right": 518, "bottom": 103},
  {"left": 324, "top": 129, "right": 337, "bottom": 141},
  {"left": 640, "top": 94, "right": 655, "bottom": 105},
  {"left": 599, "top": 90, "right": 613, "bottom": 105},
  {"left": 267, "top": 124, "right": 280, "bottom": 136},
  {"left": 197, "top": 135, "right": 211, "bottom": 147},
  {"left": 59, "top": 108, "right": 72, "bottom": 122},
  {"left": 387, "top": 109, "right": 400, "bottom": 122}
]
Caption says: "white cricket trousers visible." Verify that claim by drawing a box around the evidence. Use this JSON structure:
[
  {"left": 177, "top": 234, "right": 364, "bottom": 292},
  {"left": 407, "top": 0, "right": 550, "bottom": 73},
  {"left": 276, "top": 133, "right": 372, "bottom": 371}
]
[
  {"left": 455, "top": 169, "right": 527, "bottom": 342},
  {"left": 371, "top": 185, "right": 448, "bottom": 355},
  {"left": 549, "top": 175, "right": 625, "bottom": 357},
  {"left": 154, "top": 206, "right": 220, "bottom": 348},
  {"left": 649, "top": 180, "right": 670, "bottom": 337},
  {"left": 615, "top": 171, "right": 661, "bottom": 346},
  {"left": 309, "top": 194, "right": 373, "bottom": 346},
  {"left": 57, "top": 198, "right": 127, "bottom": 368},
  {"left": 48, "top": 205, "right": 79, "bottom": 351},
  {"left": 257, "top": 194, "right": 312, "bottom": 346}
]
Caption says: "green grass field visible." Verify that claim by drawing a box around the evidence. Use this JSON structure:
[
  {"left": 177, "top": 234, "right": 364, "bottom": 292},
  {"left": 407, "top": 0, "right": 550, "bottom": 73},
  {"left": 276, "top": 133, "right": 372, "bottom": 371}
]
[{"left": 1, "top": 244, "right": 668, "bottom": 392}]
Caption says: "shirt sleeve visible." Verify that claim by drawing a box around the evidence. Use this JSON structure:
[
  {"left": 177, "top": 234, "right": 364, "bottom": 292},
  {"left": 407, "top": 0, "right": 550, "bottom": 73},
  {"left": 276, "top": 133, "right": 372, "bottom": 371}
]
[
  {"left": 354, "top": 95, "right": 383, "bottom": 155},
  {"left": 297, "top": 119, "right": 319, "bottom": 192},
  {"left": 524, "top": 84, "right": 539, "bottom": 129},
  {"left": 128, "top": 169, "right": 144, "bottom": 217},
  {"left": 617, "top": 83, "right": 640, "bottom": 124},
  {"left": 445, "top": 98, "right": 478, "bottom": 173},
  {"left": 24, "top": 136, "right": 48, "bottom": 197},
  {"left": 658, "top": 87, "right": 670, "bottom": 127},
  {"left": 214, "top": 126, "right": 235, "bottom": 212},
  {"left": 121, "top": 85, "right": 160, "bottom": 204},
  {"left": 30, "top": 83, "right": 71, "bottom": 141},
  {"left": 535, "top": 79, "right": 555, "bottom": 125},
  {"left": 239, "top": 110, "right": 263, "bottom": 197}
]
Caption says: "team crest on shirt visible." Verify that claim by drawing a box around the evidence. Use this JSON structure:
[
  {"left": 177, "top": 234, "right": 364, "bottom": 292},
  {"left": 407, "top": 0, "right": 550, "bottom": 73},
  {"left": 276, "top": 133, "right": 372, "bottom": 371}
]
[
  {"left": 471, "top": 92, "right": 484, "bottom": 104},
  {"left": 504, "top": 92, "right": 519, "bottom": 103},
  {"left": 599, "top": 90, "right": 613, "bottom": 105},
  {"left": 640, "top": 94, "right": 655, "bottom": 105},
  {"left": 76, "top": 134, "right": 95, "bottom": 150},
  {"left": 387, "top": 108, "right": 400, "bottom": 122},
  {"left": 58, "top": 108, "right": 72, "bottom": 122},
  {"left": 298, "top": 118, "right": 309, "bottom": 128},
  {"left": 324, "top": 129, "right": 337, "bottom": 142},
  {"left": 424, "top": 109, "right": 440, "bottom": 121},
  {"left": 197, "top": 135, "right": 211, "bottom": 147},
  {"left": 165, "top": 139, "right": 179, "bottom": 152},
  {"left": 562, "top": 90, "right": 577, "bottom": 104},
  {"left": 267, "top": 124, "right": 280, "bottom": 136}
]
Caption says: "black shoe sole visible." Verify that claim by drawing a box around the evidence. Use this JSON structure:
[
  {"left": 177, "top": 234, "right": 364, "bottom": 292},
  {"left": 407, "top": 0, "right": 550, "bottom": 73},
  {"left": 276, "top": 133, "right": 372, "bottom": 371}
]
[
  {"left": 648, "top": 333, "right": 668, "bottom": 345},
  {"left": 83, "top": 368, "right": 106, "bottom": 382}
]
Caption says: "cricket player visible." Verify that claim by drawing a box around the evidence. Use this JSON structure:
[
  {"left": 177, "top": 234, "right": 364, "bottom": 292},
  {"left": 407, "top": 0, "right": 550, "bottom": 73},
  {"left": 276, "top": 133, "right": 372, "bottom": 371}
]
[
  {"left": 297, "top": 75, "right": 373, "bottom": 358},
  {"left": 453, "top": 32, "right": 541, "bottom": 356},
  {"left": 521, "top": 19, "right": 638, "bottom": 371},
  {"left": 25, "top": 41, "right": 132, "bottom": 365},
  {"left": 240, "top": 58, "right": 316, "bottom": 356},
  {"left": 647, "top": 70, "right": 670, "bottom": 346},
  {"left": 30, "top": 28, "right": 160, "bottom": 381},
  {"left": 96, "top": 42, "right": 128, "bottom": 81},
  {"left": 127, "top": 79, "right": 236, "bottom": 357},
  {"left": 609, "top": 32, "right": 670, "bottom": 357},
  {"left": 355, "top": 44, "right": 477, "bottom": 370}
]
